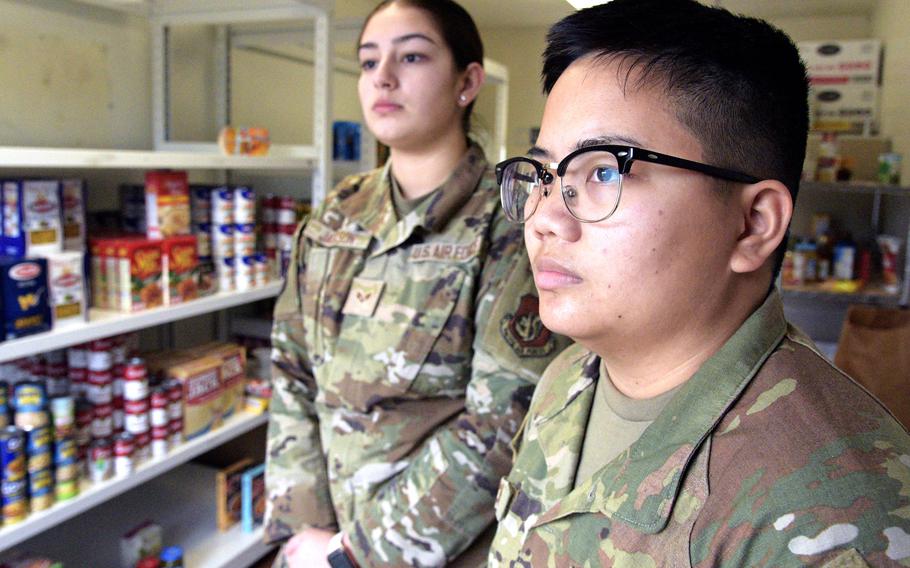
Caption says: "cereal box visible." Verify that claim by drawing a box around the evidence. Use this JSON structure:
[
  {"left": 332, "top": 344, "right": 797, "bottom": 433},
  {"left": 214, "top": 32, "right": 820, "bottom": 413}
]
[
  {"left": 145, "top": 171, "right": 190, "bottom": 240},
  {"left": 166, "top": 356, "right": 224, "bottom": 440},
  {"left": 115, "top": 238, "right": 163, "bottom": 312},
  {"left": 2, "top": 180, "right": 63, "bottom": 258},
  {"left": 186, "top": 342, "right": 246, "bottom": 420},
  {"left": 60, "top": 179, "right": 86, "bottom": 251},
  {"left": 0, "top": 257, "right": 51, "bottom": 340},
  {"left": 161, "top": 235, "right": 199, "bottom": 305},
  {"left": 45, "top": 251, "right": 87, "bottom": 329}
]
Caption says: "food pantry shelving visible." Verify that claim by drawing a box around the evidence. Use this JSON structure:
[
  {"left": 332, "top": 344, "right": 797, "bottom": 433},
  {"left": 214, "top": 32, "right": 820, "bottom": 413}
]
[{"left": 0, "top": 0, "right": 334, "bottom": 565}]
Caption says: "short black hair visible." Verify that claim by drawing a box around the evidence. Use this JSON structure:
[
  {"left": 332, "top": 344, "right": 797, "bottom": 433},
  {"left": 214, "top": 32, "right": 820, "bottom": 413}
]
[
  {"left": 543, "top": 0, "right": 809, "bottom": 277},
  {"left": 361, "top": 0, "right": 484, "bottom": 136}
]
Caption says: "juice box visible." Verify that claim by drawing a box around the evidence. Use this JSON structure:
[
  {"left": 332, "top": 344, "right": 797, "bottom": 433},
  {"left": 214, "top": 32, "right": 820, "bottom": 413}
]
[
  {"left": 161, "top": 235, "right": 199, "bottom": 305},
  {"left": 0, "top": 257, "right": 51, "bottom": 340},
  {"left": 145, "top": 171, "right": 190, "bottom": 240},
  {"left": 1, "top": 180, "right": 63, "bottom": 258},
  {"left": 60, "top": 179, "right": 86, "bottom": 251},
  {"left": 166, "top": 355, "right": 225, "bottom": 440},
  {"left": 45, "top": 251, "right": 87, "bottom": 329},
  {"left": 115, "top": 238, "right": 163, "bottom": 312}
]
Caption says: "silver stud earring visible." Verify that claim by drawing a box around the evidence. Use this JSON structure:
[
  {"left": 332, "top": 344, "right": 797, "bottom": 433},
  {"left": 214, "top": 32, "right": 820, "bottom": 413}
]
[{"left": 459, "top": 95, "right": 467, "bottom": 103}]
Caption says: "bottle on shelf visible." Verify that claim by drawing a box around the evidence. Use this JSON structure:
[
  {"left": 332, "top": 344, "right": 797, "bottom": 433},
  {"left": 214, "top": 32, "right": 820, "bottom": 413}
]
[{"left": 815, "top": 132, "right": 840, "bottom": 183}]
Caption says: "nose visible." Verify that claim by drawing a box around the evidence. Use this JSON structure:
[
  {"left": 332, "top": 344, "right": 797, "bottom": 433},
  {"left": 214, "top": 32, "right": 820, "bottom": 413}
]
[
  {"left": 373, "top": 56, "right": 397, "bottom": 90},
  {"left": 527, "top": 177, "right": 581, "bottom": 243}
]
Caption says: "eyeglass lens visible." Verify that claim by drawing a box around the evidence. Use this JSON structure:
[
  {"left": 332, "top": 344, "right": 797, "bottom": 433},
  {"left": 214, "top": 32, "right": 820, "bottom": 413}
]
[{"left": 501, "top": 150, "right": 623, "bottom": 223}]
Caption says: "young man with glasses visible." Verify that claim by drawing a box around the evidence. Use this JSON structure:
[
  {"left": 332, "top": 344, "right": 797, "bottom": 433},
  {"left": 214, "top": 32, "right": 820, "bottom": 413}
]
[{"left": 488, "top": 0, "right": 910, "bottom": 566}]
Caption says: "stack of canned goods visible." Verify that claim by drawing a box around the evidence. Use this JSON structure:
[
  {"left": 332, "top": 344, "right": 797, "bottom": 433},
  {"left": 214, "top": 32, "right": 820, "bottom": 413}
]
[
  {"left": 0, "top": 331, "right": 192, "bottom": 527},
  {"left": 262, "top": 194, "right": 301, "bottom": 279}
]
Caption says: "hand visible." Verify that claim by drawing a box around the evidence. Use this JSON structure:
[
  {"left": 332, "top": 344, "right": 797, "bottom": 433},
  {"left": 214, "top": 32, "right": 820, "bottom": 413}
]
[{"left": 283, "top": 527, "right": 335, "bottom": 568}]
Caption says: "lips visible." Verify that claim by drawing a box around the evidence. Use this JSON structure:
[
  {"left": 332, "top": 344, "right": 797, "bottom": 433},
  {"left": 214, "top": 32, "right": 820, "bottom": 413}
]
[
  {"left": 533, "top": 256, "right": 582, "bottom": 290},
  {"left": 372, "top": 100, "right": 402, "bottom": 113}
]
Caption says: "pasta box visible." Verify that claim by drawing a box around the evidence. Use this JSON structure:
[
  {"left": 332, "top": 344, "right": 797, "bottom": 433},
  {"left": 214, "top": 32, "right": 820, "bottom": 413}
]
[
  {"left": 0, "top": 257, "right": 51, "bottom": 340},
  {"left": 1, "top": 180, "right": 63, "bottom": 258}
]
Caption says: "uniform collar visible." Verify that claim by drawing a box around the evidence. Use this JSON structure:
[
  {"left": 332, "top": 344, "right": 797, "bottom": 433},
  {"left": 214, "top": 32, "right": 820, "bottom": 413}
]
[
  {"left": 532, "top": 290, "right": 788, "bottom": 533},
  {"left": 355, "top": 143, "right": 488, "bottom": 256}
]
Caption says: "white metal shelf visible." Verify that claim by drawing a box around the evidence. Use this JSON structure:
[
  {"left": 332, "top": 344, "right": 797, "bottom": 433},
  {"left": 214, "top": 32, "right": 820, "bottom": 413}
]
[
  {"left": 0, "top": 282, "right": 282, "bottom": 363},
  {"left": 0, "top": 146, "right": 316, "bottom": 171},
  {"left": 0, "top": 411, "right": 269, "bottom": 552}
]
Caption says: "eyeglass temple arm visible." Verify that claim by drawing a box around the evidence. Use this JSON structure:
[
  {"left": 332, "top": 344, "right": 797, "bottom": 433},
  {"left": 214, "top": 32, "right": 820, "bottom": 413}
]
[{"left": 631, "top": 148, "right": 761, "bottom": 184}]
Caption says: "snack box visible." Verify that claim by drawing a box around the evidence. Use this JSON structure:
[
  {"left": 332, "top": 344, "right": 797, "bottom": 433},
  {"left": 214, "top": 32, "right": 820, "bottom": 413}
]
[
  {"left": 185, "top": 342, "right": 246, "bottom": 419},
  {"left": 0, "top": 257, "right": 51, "bottom": 340},
  {"left": 166, "top": 355, "right": 225, "bottom": 440},
  {"left": 1, "top": 180, "right": 63, "bottom": 258},
  {"left": 60, "top": 179, "right": 86, "bottom": 251},
  {"left": 161, "top": 235, "right": 199, "bottom": 305},
  {"left": 115, "top": 237, "right": 164, "bottom": 312},
  {"left": 215, "top": 457, "right": 253, "bottom": 532},
  {"left": 45, "top": 251, "right": 87, "bottom": 329},
  {"left": 145, "top": 171, "right": 190, "bottom": 240}
]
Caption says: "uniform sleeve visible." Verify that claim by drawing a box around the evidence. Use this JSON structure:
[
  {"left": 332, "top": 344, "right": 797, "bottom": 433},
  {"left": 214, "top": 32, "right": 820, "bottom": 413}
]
[
  {"left": 264, "top": 217, "right": 338, "bottom": 544},
  {"left": 344, "top": 214, "right": 572, "bottom": 567}
]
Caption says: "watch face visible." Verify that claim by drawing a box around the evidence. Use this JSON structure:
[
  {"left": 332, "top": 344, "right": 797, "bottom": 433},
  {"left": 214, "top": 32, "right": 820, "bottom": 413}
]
[{"left": 327, "top": 548, "right": 357, "bottom": 568}]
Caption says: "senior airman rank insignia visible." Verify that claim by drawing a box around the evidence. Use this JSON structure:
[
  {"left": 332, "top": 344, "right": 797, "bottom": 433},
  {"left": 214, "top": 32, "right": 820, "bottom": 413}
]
[
  {"left": 500, "top": 294, "right": 556, "bottom": 357},
  {"left": 342, "top": 277, "right": 384, "bottom": 317}
]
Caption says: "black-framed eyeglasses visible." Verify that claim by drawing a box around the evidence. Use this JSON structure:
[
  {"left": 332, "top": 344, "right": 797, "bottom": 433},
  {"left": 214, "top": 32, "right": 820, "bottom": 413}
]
[{"left": 495, "top": 144, "right": 762, "bottom": 223}]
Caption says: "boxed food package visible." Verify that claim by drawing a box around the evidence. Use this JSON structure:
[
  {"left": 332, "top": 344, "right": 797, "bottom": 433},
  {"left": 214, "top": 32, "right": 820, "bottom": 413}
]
[
  {"left": 166, "top": 355, "right": 225, "bottom": 439},
  {"left": 115, "top": 238, "right": 163, "bottom": 312},
  {"left": 89, "top": 239, "right": 107, "bottom": 309},
  {"left": 0, "top": 257, "right": 51, "bottom": 340},
  {"left": 145, "top": 171, "right": 190, "bottom": 240},
  {"left": 1, "top": 180, "right": 63, "bottom": 258},
  {"left": 241, "top": 462, "right": 266, "bottom": 533},
  {"left": 215, "top": 457, "right": 253, "bottom": 531},
  {"left": 161, "top": 235, "right": 199, "bottom": 305},
  {"left": 59, "top": 179, "right": 86, "bottom": 251},
  {"left": 185, "top": 342, "right": 245, "bottom": 419},
  {"left": 45, "top": 251, "right": 87, "bottom": 329}
]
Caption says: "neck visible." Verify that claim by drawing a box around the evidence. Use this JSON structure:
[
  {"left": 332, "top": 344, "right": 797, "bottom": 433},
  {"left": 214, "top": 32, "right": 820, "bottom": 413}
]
[
  {"left": 389, "top": 128, "right": 468, "bottom": 199},
  {"left": 596, "top": 282, "right": 766, "bottom": 399}
]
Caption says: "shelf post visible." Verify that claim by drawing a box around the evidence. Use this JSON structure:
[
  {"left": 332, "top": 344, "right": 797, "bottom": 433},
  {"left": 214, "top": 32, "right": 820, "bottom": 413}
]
[{"left": 311, "top": 9, "right": 333, "bottom": 206}]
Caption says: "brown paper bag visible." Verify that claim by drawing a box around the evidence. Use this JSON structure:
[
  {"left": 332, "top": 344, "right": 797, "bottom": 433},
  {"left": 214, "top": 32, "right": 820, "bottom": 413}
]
[{"left": 834, "top": 305, "right": 910, "bottom": 429}]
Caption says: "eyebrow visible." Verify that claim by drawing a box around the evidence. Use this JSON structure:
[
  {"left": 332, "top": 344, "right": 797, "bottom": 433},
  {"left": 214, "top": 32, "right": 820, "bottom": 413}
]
[
  {"left": 358, "top": 33, "right": 437, "bottom": 52},
  {"left": 527, "top": 134, "right": 645, "bottom": 161}
]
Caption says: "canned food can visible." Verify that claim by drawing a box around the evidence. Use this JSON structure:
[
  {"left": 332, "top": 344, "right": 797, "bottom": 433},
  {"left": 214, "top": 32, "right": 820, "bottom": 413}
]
[
  {"left": 28, "top": 468, "right": 53, "bottom": 512},
  {"left": 111, "top": 337, "right": 127, "bottom": 365},
  {"left": 234, "top": 187, "right": 256, "bottom": 224},
  {"left": 217, "top": 257, "right": 235, "bottom": 293},
  {"left": 87, "top": 373, "right": 113, "bottom": 406},
  {"left": 150, "top": 388, "right": 169, "bottom": 428},
  {"left": 124, "top": 357, "right": 149, "bottom": 401},
  {"left": 24, "top": 425, "right": 52, "bottom": 473},
  {"left": 114, "top": 432, "right": 135, "bottom": 477},
  {"left": 236, "top": 255, "right": 255, "bottom": 291},
  {"left": 233, "top": 223, "right": 256, "bottom": 258},
  {"left": 277, "top": 197, "right": 297, "bottom": 225},
  {"left": 277, "top": 223, "right": 296, "bottom": 252},
  {"left": 2, "top": 478, "right": 28, "bottom": 525},
  {"left": 166, "top": 380, "right": 183, "bottom": 422},
  {"left": 55, "top": 478, "right": 79, "bottom": 502},
  {"left": 264, "top": 225, "right": 278, "bottom": 250},
  {"left": 88, "top": 339, "right": 113, "bottom": 371},
  {"left": 12, "top": 382, "right": 48, "bottom": 429},
  {"left": 254, "top": 254, "right": 268, "bottom": 287},
  {"left": 50, "top": 396, "right": 75, "bottom": 439},
  {"left": 89, "top": 439, "right": 112, "bottom": 483},
  {"left": 212, "top": 223, "right": 235, "bottom": 259},
  {"left": 54, "top": 437, "right": 78, "bottom": 482},
  {"left": 212, "top": 188, "right": 235, "bottom": 224},
  {"left": 91, "top": 404, "right": 113, "bottom": 439},
  {"left": 1, "top": 427, "right": 26, "bottom": 482},
  {"left": 194, "top": 223, "right": 212, "bottom": 257},
  {"left": 151, "top": 438, "right": 169, "bottom": 460},
  {"left": 112, "top": 400, "right": 125, "bottom": 434},
  {"left": 191, "top": 186, "right": 213, "bottom": 223},
  {"left": 168, "top": 419, "right": 183, "bottom": 447},
  {"left": 134, "top": 431, "right": 151, "bottom": 463},
  {"left": 67, "top": 344, "right": 88, "bottom": 376},
  {"left": 262, "top": 194, "right": 277, "bottom": 224},
  {"left": 124, "top": 398, "right": 150, "bottom": 435}
]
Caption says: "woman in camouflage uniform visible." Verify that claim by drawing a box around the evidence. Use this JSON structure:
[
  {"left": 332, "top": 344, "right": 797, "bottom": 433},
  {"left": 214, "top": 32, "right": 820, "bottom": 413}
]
[{"left": 264, "top": 2, "right": 566, "bottom": 567}]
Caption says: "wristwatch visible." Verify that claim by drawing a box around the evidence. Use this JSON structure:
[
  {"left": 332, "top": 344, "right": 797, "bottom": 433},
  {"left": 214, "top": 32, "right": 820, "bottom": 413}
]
[{"left": 326, "top": 531, "right": 357, "bottom": 568}]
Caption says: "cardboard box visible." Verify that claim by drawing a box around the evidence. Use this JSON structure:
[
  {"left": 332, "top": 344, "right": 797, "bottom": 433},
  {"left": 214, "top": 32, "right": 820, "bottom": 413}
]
[
  {"left": 215, "top": 458, "right": 253, "bottom": 532},
  {"left": 115, "top": 238, "right": 163, "bottom": 312},
  {"left": 161, "top": 235, "right": 199, "bottom": 305},
  {"left": 145, "top": 171, "right": 190, "bottom": 240},
  {"left": 166, "top": 355, "right": 224, "bottom": 440},
  {"left": 45, "top": 251, "right": 87, "bottom": 329},
  {"left": 1, "top": 180, "right": 63, "bottom": 258},
  {"left": 0, "top": 257, "right": 51, "bottom": 340},
  {"left": 60, "top": 179, "right": 86, "bottom": 252},
  {"left": 185, "top": 342, "right": 246, "bottom": 420},
  {"left": 241, "top": 462, "right": 266, "bottom": 533}
]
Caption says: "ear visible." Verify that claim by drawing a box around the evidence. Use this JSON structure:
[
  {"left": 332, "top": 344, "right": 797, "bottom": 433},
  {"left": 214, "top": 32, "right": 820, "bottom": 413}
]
[
  {"left": 456, "top": 62, "right": 486, "bottom": 106},
  {"left": 730, "top": 180, "right": 793, "bottom": 274}
]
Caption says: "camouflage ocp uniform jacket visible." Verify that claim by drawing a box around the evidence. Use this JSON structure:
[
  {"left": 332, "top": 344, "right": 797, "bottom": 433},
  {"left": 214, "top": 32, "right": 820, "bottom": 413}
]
[
  {"left": 489, "top": 291, "right": 910, "bottom": 567},
  {"left": 265, "top": 144, "right": 567, "bottom": 567}
]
